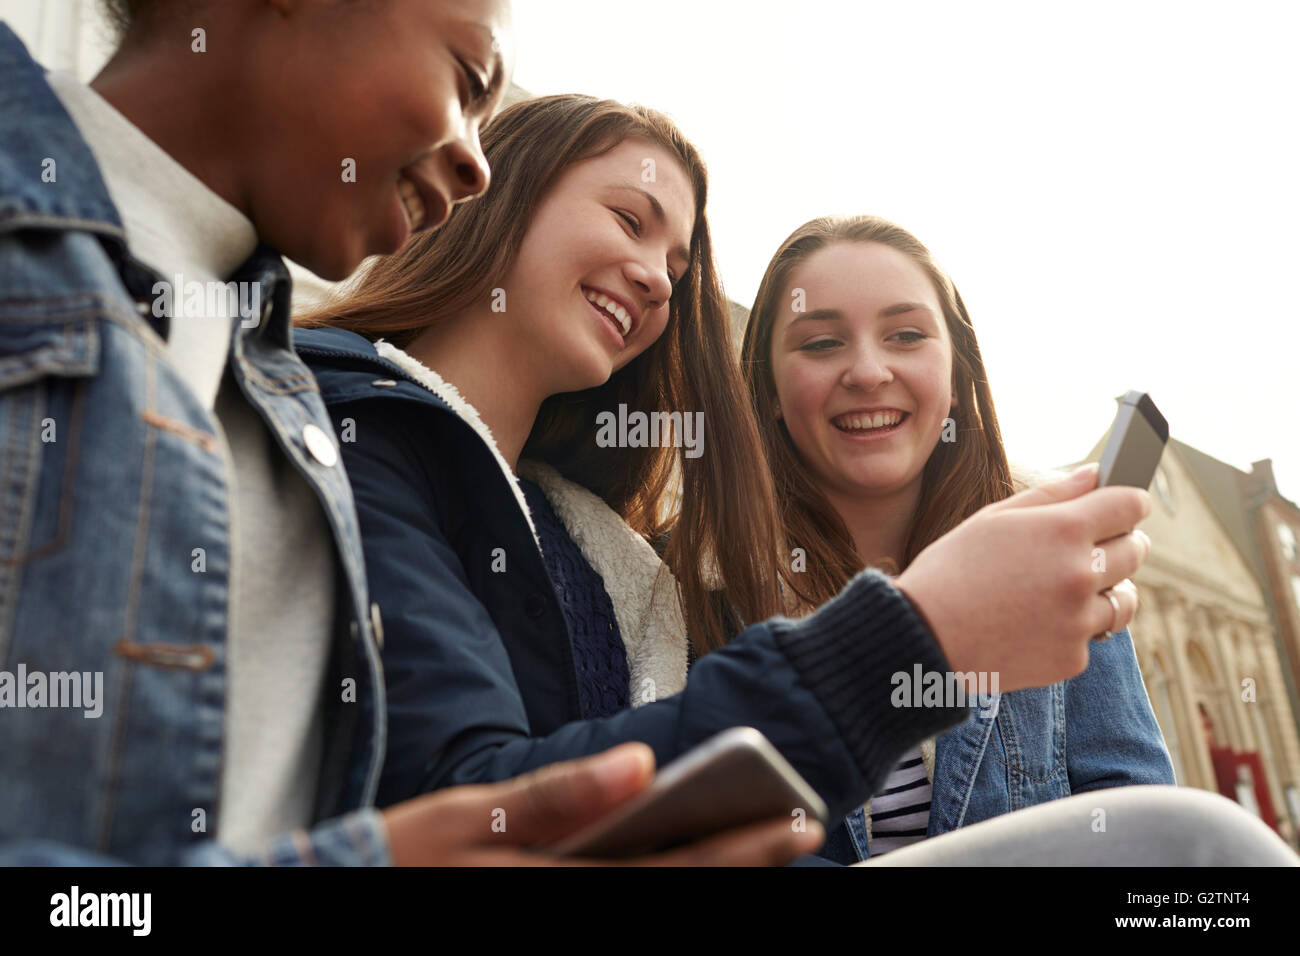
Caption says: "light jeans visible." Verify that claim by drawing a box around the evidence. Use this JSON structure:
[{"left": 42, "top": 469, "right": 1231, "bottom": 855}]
[{"left": 857, "top": 786, "right": 1300, "bottom": 866}]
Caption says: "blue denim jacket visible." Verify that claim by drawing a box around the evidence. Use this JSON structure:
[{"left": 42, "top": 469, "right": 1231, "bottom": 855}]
[
  {"left": 0, "top": 23, "right": 388, "bottom": 865},
  {"left": 830, "top": 628, "right": 1176, "bottom": 862}
]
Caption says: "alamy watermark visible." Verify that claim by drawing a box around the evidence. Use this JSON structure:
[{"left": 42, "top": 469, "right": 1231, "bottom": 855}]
[
  {"left": 151, "top": 275, "right": 263, "bottom": 328},
  {"left": 595, "top": 403, "right": 704, "bottom": 459},
  {"left": 891, "top": 664, "right": 999, "bottom": 718},
  {"left": 0, "top": 664, "right": 103, "bottom": 718},
  {"left": 50, "top": 886, "right": 150, "bottom": 936}
]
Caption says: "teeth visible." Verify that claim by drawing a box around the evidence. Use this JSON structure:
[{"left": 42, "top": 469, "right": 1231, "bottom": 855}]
[
  {"left": 398, "top": 175, "right": 426, "bottom": 230},
  {"left": 835, "top": 410, "right": 904, "bottom": 430},
  {"left": 583, "top": 288, "right": 631, "bottom": 335}
]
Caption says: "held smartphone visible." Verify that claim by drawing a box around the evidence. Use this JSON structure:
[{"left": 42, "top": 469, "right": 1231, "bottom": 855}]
[
  {"left": 548, "top": 727, "right": 829, "bottom": 859},
  {"left": 1097, "top": 391, "right": 1168, "bottom": 489}
]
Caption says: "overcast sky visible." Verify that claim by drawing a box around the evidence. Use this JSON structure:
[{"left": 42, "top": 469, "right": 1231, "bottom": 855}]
[{"left": 512, "top": 0, "right": 1300, "bottom": 497}]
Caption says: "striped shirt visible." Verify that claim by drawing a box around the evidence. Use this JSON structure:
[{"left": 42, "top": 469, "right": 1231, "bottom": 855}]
[{"left": 866, "top": 746, "right": 933, "bottom": 857}]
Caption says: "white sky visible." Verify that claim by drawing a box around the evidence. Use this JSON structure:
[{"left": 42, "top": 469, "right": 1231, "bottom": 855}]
[
  {"left": 513, "top": 0, "right": 1300, "bottom": 498},
  {"left": 5, "top": 0, "right": 1296, "bottom": 498}
]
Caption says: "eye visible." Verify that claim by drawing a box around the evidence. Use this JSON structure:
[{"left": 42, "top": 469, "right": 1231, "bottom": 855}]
[
  {"left": 456, "top": 57, "right": 488, "bottom": 109},
  {"left": 893, "top": 331, "right": 928, "bottom": 344},
  {"left": 615, "top": 209, "right": 642, "bottom": 236},
  {"left": 798, "top": 339, "right": 840, "bottom": 353}
]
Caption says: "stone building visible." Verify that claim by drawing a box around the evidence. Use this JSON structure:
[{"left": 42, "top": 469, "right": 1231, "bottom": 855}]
[{"left": 1081, "top": 419, "right": 1300, "bottom": 849}]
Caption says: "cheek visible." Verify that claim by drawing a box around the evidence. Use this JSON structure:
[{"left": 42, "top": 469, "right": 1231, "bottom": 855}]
[
  {"left": 775, "top": 360, "right": 838, "bottom": 442},
  {"left": 914, "top": 361, "right": 954, "bottom": 419},
  {"left": 779, "top": 360, "right": 835, "bottom": 414}
]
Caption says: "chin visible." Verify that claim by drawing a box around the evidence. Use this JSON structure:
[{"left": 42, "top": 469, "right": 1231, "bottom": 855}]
[
  {"left": 558, "top": 354, "right": 616, "bottom": 394},
  {"left": 839, "top": 465, "right": 919, "bottom": 498}
]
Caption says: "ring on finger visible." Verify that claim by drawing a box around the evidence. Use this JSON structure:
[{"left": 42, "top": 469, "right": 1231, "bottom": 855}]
[{"left": 1094, "top": 587, "right": 1121, "bottom": 642}]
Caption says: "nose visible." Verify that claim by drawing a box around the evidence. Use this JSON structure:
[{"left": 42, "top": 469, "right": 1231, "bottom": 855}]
[
  {"left": 841, "top": 342, "right": 892, "bottom": 391},
  {"left": 623, "top": 257, "right": 674, "bottom": 312},
  {"left": 441, "top": 131, "right": 491, "bottom": 205}
]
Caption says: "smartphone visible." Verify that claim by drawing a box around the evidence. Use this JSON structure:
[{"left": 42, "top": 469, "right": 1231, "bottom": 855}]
[
  {"left": 549, "top": 727, "right": 828, "bottom": 859},
  {"left": 1097, "top": 391, "right": 1168, "bottom": 489}
]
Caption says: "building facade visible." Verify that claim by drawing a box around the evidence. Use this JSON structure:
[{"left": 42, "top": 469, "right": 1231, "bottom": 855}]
[{"left": 1082, "top": 426, "right": 1300, "bottom": 850}]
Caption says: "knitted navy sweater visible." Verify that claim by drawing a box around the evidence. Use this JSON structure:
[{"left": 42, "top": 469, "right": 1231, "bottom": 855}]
[{"left": 519, "top": 478, "right": 631, "bottom": 718}]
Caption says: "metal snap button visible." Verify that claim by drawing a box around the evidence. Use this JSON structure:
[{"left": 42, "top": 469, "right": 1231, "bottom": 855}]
[
  {"left": 302, "top": 423, "right": 338, "bottom": 467},
  {"left": 371, "top": 379, "right": 398, "bottom": 388}
]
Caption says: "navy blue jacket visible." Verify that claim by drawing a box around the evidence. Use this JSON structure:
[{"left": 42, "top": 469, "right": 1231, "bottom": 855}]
[{"left": 295, "top": 328, "right": 972, "bottom": 827}]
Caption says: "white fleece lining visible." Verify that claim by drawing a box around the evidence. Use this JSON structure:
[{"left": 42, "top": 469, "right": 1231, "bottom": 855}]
[
  {"left": 373, "top": 339, "right": 540, "bottom": 548},
  {"left": 518, "top": 460, "right": 689, "bottom": 706}
]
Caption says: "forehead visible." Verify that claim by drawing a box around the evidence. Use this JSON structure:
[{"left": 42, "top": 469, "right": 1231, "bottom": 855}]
[
  {"left": 562, "top": 138, "right": 694, "bottom": 215},
  {"left": 435, "top": 0, "right": 515, "bottom": 57},
  {"left": 786, "top": 241, "right": 939, "bottom": 312}
]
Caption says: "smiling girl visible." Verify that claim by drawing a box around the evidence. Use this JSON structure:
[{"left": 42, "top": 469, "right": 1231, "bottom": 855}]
[
  {"left": 292, "top": 93, "right": 1166, "bottom": 840},
  {"left": 741, "top": 215, "right": 1175, "bottom": 861}
]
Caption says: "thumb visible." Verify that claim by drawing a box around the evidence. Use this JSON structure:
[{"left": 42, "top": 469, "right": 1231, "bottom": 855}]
[
  {"left": 988, "top": 462, "right": 1098, "bottom": 513},
  {"left": 490, "top": 743, "right": 656, "bottom": 846}
]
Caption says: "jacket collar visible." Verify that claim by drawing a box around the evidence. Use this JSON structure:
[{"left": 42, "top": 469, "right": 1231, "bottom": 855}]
[
  {"left": 294, "top": 328, "right": 540, "bottom": 543},
  {"left": 0, "top": 24, "right": 295, "bottom": 349},
  {"left": 0, "top": 23, "right": 124, "bottom": 242}
]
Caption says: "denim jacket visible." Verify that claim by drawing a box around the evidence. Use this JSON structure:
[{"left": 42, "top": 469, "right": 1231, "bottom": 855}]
[
  {"left": 0, "top": 23, "right": 388, "bottom": 865},
  {"left": 828, "top": 629, "right": 1176, "bottom": 862}
]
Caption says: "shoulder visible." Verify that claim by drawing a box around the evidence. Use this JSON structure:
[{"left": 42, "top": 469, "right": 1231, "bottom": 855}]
[{"left": 293, "top": 326, "right": 378, "bottom": 359}]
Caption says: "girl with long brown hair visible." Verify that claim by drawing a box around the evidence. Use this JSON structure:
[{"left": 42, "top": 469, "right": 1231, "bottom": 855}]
[
  {"left": 741, "top": 215, "right": 1173, "bottom": 860},
  {"left": 291, "top": 95, "right": 1154, "bottom": 846}
]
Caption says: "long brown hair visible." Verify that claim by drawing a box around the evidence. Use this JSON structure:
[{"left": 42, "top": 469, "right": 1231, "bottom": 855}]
[
  {"left": 297, "top": 94, "right": 785, "bottom": 653},
  {"left": 740, "top": 216, "right": 1014, "bottom": 612}
]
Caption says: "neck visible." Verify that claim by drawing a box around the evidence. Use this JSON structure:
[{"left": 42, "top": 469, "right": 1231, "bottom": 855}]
[
  {"left": 821, "top": 479, "right": 924, "bottom": 574},
  {"left": 90, "top": 40, "right": 248, "bottom": 217},
  {"left": 404, "top": 309, "right": 549, "bottom": 471}
]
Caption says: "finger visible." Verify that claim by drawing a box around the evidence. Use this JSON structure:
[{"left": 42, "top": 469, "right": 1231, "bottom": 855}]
[
  {"left": 1110, "top": 578, "right": 1140, "bottom": 632},
  {"left": 635, "top": 818, "right": 826, "bottom": 868},
  {"left": 1066, "top": 486, "right": 1153, "bottom": 543},
  {"left": 1089, "top": 531, "right": 1151, "bottom": 590},
  {"left": 1091, "top": 580, "right": 1138, "bottom": 639},
  {"left": 986, "top": 463, "right": 1097, "bottom": 513},
  {"left": 475, "top": 743, "right": 656, "bottom": 846}
]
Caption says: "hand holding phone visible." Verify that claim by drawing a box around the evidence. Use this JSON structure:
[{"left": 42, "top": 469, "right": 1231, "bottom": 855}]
[{"left": 548, "top": 727, "right": 828, "bottom": 859}]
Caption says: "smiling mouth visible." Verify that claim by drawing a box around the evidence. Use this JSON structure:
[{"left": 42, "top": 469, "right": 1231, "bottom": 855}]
[
  {"left": 397, "top": 174, "right": 427, "bottom": 231},
  {"left": 832, "top": 411, "right": 910, "bottom": 435},
  {"left": 582, "top": 287, "right": 633, "bottom": 336}
]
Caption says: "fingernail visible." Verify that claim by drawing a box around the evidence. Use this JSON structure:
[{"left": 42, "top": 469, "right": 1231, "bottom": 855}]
[
  {"left": 796, "top": 824, "right": 824, "bottom": 853},
  {"left": 595, "top": 745, "right": 652, "bottom": 790}
]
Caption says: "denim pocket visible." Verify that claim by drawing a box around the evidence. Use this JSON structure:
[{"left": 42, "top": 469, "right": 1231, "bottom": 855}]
[
  {"left": 0, "top": 317, "right": 100, "bottom": 390},
  {"left": 992, "top": 685, "right": 1069, "bottom": 809},
  {"left": 0, "top": 318, "right": 100, "bottom": 575}
]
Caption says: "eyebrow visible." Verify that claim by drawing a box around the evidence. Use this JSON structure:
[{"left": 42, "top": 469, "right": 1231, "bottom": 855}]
[
  {"left": 786, "top": 302, "right": 935, "bottom": 326},
  {"left": 612, "top": 183, "right": 692, "bottom": 269}
]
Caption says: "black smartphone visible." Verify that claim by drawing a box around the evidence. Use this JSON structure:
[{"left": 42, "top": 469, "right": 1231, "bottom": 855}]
[
  {"left": 548, "top": 727, "right": 828, "bottom": 859},
  {"left": 1097, "top": 391, "right": 1168, "bottom": 489}
]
